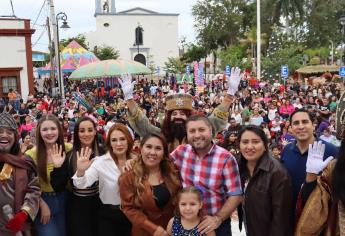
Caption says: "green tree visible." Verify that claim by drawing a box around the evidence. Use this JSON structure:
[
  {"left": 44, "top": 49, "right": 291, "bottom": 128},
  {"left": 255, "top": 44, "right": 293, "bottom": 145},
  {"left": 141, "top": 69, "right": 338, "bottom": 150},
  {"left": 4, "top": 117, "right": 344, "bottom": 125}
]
[
  {"left": 266, "top": 25, "right": 283, "bottom": 57},
  {"left": 272, "top": 0, "right": 304, "bottom": 29},
  {"left": 262, "top": 44, "right": 303, "bottom": 81},
  {"left": 182, "top": 44, "right": 206, "bottom": 63},
  {"left": 164, "top": 57, "right": 185, "bottom": 74},
  {"left": 303, "top": 47, "right": 330, "bottom": 65},
  {"left": 303, "top": 0, "right": 345, "bottom": 48},
  {"left": 60, "top": 34, "right": 89, "bottom": 50},
  {"left": 219, "top": 45, "right": 247, "bottom": 70},
  {"left": 192, "top": 0, "right": 244, "bottom": 48},
  {"left": 92, "top": 45, "right": 120, "bottom": 60},
  {"left": 192, "top": 0, "right": 250, "bottom": 71},
  {"left": 239, "top": 27, "right": 267, "bottom": 71},
  {"left": 240, "top": 27, "right": 267, "bottom": 58}
]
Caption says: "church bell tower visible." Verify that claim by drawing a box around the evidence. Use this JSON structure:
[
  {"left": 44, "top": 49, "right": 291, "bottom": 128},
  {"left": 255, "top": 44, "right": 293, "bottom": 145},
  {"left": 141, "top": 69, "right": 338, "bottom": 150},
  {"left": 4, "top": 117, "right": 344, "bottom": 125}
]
[{"left": 95, "top": 0, "right": 116, "bottom": 15}]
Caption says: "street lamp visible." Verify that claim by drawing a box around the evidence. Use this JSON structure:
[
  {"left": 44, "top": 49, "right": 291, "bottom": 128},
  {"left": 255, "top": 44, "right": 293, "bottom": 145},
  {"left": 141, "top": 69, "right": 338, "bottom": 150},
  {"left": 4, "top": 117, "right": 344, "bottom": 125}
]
[
  {"left": 55, "top": 12, "right": 70, "bottom": 100},
  {"left": 340, "top": 15, "right": 345, "bottom": 66}
]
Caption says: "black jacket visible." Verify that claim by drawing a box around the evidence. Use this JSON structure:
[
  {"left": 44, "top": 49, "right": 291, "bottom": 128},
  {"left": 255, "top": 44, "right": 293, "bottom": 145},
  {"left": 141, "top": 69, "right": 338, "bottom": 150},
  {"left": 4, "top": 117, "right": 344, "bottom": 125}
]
[{"left": 240, "top": 153, "right": 293, "bottom": 236}]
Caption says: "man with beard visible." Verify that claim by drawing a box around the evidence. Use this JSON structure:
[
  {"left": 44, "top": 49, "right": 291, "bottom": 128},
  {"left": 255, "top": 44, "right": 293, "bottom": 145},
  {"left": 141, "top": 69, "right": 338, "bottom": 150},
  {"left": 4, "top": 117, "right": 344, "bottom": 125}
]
[
  {"left": 119, "top": 68, "right": 242, "bottom": 152},
  {"left": 171, "top": 115, "right": 242, "bottom": 236},
  {"left": 0, "top": 108, "right": 40, "bottom": 235}
]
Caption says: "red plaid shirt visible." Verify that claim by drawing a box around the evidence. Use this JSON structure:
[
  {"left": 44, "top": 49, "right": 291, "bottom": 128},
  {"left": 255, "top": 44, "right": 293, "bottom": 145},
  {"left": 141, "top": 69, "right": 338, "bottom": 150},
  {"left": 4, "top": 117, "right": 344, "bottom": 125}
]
[{"left": 171, "top": 143, "right": 242, "bottom": 215}]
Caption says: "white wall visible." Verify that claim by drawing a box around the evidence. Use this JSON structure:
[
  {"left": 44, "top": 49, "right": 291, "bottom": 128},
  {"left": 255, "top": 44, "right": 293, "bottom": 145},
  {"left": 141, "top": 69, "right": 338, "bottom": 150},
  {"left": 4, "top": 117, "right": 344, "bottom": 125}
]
[
  {"left": 0, "top": 34, "right": 29, "bottom": 98},
  {"left": 0, "top": 20, "right": 24, "bottom": 29},
  {"left": 85, "top": 13, "right": 179, "bottom": 74}
]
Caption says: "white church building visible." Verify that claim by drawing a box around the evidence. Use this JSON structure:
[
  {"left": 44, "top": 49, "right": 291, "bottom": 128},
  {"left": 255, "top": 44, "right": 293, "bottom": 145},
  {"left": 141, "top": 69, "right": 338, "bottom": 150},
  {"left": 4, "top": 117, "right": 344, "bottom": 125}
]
[{"left": 85, "top": 0, "right": 179, "bottom": 74}]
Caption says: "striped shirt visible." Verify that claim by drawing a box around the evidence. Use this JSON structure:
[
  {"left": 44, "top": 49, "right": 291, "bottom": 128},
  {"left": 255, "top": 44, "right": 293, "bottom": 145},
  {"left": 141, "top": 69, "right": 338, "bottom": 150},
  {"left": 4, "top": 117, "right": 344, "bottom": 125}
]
[{"left": 171, "top": 144, "right": 242, "bottom": 215}]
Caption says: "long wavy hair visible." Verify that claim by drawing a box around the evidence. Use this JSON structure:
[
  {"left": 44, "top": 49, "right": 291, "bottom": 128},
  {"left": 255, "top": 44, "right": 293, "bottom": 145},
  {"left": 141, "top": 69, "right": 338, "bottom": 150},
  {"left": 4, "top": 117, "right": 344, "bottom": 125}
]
[
  {"left": 161, "top": 110, "right": 192, "bottom": 143},
  {"left": 132, "top": 133, "right": 180, "bottom": 201},
  {"left": 105, "top": 123, "right": 134, "bottom": 165},
  {"left": 36, "top": 115, "right": 65, "bottom": 182},
  {"left": 333, "top": 138, "right": 345, "bottom": 207},
  {"left": 71, "top": 116, "right": 104, "bottom": 171}
]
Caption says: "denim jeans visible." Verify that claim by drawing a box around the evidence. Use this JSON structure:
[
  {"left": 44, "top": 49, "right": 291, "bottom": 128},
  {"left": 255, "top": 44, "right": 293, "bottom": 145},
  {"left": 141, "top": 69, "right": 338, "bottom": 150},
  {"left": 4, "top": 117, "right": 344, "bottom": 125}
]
[
  {"left": 34, "top": 191, "right": 68, "bottom": 236},
  {"left": 216, "top": 218, "right": 232, "bottom": 236}
]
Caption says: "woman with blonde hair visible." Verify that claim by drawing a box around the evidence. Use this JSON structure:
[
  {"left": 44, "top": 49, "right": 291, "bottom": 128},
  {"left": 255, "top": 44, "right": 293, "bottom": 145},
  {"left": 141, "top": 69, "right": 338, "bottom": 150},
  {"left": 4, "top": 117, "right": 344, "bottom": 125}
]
[
  {"left": 73, "top": 123, "right": 134, "bottom": 235},
  {"left": 119, "top": 133, "right": 181, "bottom": 236}
]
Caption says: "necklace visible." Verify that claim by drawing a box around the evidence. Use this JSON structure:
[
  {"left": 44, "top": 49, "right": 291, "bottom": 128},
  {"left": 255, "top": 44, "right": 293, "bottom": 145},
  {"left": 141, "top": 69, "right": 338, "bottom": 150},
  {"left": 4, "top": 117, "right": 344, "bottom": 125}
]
[{"left": 149, "top": 171, "right": 163, "bottom": 185}]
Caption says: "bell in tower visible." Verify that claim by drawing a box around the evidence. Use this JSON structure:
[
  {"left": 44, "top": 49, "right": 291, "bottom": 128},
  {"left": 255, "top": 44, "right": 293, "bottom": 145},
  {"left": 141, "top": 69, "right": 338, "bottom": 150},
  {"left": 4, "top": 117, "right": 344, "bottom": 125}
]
[
  {"left": 95, "top": 0, "right": 116, "bottom": 15},
  {"left": 103, "top": 0, "right": 109, "bottom": 13}
]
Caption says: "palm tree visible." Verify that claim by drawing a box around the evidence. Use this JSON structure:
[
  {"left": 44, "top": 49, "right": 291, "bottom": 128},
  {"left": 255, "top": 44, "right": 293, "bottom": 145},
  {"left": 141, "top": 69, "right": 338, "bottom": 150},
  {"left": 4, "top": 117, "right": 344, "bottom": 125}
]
[
  {"left": 268, "top": 0, "right": 304, "bottom": 36},
  {"left": 240, "top": 27, "right": 267, "bottom": 71}
]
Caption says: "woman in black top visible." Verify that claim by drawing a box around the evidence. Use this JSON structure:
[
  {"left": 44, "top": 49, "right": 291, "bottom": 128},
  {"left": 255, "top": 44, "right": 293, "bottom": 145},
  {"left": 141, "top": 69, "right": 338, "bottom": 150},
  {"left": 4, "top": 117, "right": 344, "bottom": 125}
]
[{"left": 50, "top": 116, "right": 104, "bottom": 236}]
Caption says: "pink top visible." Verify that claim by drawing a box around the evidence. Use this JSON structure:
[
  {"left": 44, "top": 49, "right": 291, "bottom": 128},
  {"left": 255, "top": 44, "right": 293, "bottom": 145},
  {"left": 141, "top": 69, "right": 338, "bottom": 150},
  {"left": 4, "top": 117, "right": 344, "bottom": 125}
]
[
  {"left": 279, "top": 105, "right": 295, "bottom": 115},
  {"left": 20, "top": 123, "right": 34, "bottom": 133}
]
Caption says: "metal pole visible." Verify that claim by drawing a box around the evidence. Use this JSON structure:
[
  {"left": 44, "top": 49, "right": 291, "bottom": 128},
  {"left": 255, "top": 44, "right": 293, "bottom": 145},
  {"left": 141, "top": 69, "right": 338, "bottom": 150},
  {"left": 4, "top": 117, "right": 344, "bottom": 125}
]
[
  {"left": 48, "top": 0, "right": 60, "bottom": 96},
  {"left": 46, "top": 17, "right": 55, "bottom": 92},
  {"left": 256, "top": 0, "right": 261, "bottom": 81},
  {"left": 56, "top": 12, "right": 67, "bottom": 101},
  {"left": 55, "top": 19, "right": 63, "bottom": 99}
]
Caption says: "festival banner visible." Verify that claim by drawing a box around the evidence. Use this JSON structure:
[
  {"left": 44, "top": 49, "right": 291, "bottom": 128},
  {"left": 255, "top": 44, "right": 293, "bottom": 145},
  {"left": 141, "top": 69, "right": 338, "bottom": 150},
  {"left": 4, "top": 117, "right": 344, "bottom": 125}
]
[
  {"left": 193, "top": 61, "right": 199, "bottom": 85},
  {"left": 193, "top": 61, "right": 199, "bottom": 95},
  {"left": 198, "top": 62, "right": 204, "bottom": 86}
]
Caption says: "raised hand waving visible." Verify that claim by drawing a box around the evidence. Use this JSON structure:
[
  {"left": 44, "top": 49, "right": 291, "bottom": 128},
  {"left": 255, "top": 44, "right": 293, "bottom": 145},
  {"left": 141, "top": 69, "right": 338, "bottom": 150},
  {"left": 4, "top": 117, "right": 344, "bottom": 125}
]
[
  {"left": 227, "top": 67, "right": 242, "bottom": 96},
  {"left": 49, "top": 144, "right": 66, "bottom": 168},
  {"left": 118, "top": 73, "right": 136, "bottom": 100},
  {"left": 306, "top": 141, "right": 334, "bottom": 174},
  {"left": 76, "top": 147, "right": 93, "bottom": 176}
]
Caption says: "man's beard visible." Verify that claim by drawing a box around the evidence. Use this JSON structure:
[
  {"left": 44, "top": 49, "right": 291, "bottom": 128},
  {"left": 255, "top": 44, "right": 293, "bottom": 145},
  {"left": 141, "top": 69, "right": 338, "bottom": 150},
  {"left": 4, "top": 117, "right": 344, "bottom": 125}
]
[
  {"left": 0, "top": 147, "right": 11, "bottom": 153},
  {"left": 189, "top": 135, "right": 212, "bottom": 151},
  {"left": 170, "top": 118, "right": 186, "bottom": 141}
]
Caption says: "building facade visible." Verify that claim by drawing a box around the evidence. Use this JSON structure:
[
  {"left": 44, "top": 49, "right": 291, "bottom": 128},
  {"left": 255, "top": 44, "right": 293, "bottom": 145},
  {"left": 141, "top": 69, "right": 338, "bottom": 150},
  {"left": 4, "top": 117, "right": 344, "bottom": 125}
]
[
  {"left": 0, "top": 18, "right": 35, "bottom": 99},
  {"left": 85, "top": 0, "right": 179, "bottom": 75}
]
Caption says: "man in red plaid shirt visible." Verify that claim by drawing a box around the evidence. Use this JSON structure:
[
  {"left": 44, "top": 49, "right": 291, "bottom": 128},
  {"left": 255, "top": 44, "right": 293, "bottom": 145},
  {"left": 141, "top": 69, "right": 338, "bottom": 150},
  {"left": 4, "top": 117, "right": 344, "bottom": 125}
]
[{"left": 171, "top": 114, "right": 242, "bottom": 236}]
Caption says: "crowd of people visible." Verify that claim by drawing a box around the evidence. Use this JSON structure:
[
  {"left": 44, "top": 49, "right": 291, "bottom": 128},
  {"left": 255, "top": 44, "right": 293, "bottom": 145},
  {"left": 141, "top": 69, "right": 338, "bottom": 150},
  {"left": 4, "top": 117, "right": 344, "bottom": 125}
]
[{"left": 0, "top": 67, "right": 344, "bottom": 236}]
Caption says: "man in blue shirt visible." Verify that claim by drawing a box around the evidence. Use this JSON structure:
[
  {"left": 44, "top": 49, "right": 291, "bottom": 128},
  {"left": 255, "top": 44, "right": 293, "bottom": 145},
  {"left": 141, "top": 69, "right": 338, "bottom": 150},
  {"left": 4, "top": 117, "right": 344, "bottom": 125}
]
[{"left": 281, "top": 109, "right": 338, "bottom": 218}]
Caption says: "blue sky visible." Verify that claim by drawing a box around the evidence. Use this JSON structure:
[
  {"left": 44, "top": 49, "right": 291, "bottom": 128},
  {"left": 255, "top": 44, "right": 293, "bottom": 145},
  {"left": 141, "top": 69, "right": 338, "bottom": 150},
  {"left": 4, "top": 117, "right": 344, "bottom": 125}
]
[{"left": 0, "top": 0, "right": 198, "bottom": 51}]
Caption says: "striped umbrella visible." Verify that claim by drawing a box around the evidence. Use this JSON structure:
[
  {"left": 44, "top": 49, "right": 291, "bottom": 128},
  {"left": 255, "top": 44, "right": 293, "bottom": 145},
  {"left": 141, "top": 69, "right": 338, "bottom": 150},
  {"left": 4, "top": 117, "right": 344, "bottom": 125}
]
[{"left": 69, "top": 59, "right": 151, "bottom": 80}]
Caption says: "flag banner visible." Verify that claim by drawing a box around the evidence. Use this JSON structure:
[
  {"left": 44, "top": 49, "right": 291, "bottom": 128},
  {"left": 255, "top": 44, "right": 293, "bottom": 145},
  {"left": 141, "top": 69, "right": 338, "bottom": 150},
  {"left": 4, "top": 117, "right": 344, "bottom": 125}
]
[
  {"left": 194, "top": 61, "right": 199, "bottom": 85},
  {"left": 198, "top": 62, "right": 204, "bottom": 86}
]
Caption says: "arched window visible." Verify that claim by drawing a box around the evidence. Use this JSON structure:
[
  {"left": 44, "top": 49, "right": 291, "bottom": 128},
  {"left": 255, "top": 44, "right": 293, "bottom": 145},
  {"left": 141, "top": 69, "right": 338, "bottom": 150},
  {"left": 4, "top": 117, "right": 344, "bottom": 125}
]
[
  {"left": 135, "top": 26, "right": 143, "bottom": 45},
  {"left": 134, "top": 54, "right": 146, "bottom": 65}
]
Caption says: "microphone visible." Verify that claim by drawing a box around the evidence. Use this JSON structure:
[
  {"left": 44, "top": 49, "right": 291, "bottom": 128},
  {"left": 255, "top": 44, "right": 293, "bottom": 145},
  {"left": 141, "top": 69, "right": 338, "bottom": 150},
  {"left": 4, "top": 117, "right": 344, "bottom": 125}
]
[{"left": 2, "top": 205, "right": 23, "bottom": 236}]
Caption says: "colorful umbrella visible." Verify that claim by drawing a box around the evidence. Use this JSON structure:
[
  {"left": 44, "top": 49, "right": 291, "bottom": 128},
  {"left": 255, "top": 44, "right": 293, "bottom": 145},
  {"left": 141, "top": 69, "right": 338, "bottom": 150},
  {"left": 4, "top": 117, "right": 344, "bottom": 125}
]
[{"left": 69, "top": 59, "right": 152, "bottom": 80}]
